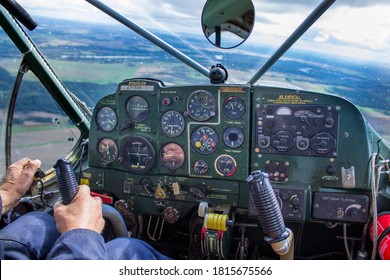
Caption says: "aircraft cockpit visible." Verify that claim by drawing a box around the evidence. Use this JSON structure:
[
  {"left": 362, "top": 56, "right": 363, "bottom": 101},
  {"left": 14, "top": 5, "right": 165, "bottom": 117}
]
[{"left": 0, "top": 0, "right": 389, "bottom": 261}]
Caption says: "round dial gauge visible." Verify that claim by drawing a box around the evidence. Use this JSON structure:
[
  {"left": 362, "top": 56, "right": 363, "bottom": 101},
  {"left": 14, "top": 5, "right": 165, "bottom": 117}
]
[
  {"left": 223, "top": 96, "right": 246, "bottom": 120},
  {"left": 97, "top": 138, "right": 118, "bottom": 163},
  {"left": 223, "top": 127, "right": 245, "bottom": 149},
  {"left": 191, "top": 126, "right": 219, "bottom": 155},
  {"left": 215, "top": 154, "right": 237, "bottom": 177},
  {"left": 96, "top": 106, "right": 117, "bottom": 132},
  {"left": 123, "top": 136, "right": 155, "bottom": 174},
  {"left": 193, "top": 159, "right": 209, "bottom": 175},
  {"left": 160, "top": 110, "right": 185, "bottom": 137},
  {"left": 187, "top": 90, "right": 217, "bottom": 121},
  {"left": 126, "top": 96, "right": 149, "bottom": 122},
  {"left": 160, "top": 143, "right": 185, "bottom": 171}
]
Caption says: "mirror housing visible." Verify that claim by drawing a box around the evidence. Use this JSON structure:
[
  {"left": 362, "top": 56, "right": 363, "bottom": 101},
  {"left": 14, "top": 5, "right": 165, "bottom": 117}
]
[{"left": 202, "top": 0, "right": 255, "bottom": 49}]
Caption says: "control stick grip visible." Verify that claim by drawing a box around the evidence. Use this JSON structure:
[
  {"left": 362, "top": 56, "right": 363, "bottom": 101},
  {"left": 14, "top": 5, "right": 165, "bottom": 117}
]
[{"left": 53, "top": 158, "right": 78, "bottom": 205}]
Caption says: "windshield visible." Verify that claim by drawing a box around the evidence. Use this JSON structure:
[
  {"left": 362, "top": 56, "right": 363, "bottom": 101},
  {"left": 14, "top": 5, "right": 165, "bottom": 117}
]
[{"left": 1, "top": 0, "right": 389, "bottom": 141}]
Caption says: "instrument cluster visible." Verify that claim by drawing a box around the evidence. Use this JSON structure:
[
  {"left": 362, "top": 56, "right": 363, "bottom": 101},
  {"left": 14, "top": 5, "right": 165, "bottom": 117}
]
[
  {"left": 89, "top": 78, "right": 251, "bottom": 181},
  {"left": 87, "top": 78, "right": 371, "bottom": 224}
]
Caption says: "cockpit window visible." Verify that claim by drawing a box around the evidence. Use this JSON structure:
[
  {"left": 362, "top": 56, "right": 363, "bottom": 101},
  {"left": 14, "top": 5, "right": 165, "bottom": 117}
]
[
  {"left": 11, "top": 71, "right": 81, "bottom": 171},
  {"left": 2, "top": 0, "right": 389, "bottom": 142}
]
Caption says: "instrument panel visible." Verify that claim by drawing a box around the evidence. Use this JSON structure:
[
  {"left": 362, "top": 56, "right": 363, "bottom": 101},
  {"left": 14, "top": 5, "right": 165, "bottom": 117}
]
[{"left": 86, "top": 78, "right": 372, "bottom": 224}]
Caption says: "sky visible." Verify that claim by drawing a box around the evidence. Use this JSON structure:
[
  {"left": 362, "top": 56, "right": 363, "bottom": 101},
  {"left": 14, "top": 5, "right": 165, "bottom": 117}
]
[{"left": 10, "top": 0, "right": 390, "bottom": 64}]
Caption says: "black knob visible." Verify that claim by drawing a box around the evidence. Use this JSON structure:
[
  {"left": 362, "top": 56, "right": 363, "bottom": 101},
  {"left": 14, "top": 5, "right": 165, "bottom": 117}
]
[{"left": 326, "top": 165, "right": 336, "bottom": 175}]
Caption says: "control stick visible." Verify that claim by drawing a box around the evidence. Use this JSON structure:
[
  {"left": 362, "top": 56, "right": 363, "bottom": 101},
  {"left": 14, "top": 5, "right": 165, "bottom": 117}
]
[
  {"left": 53, "top": 158, "right": 78, "bottom": 205},
  {"left": 246, "top": 170, "right": 294, "bottom": 259},
  {"left": 53, "top": 158, "right": 129, "bottom": 237}
]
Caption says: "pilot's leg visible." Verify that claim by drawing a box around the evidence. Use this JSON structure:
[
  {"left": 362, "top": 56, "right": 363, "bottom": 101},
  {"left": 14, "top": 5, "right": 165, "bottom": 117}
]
[
  {"left": 0, "top": 211, "right": 60, "bottom": 259},
  {"left": 106, "top": 237, "right": 171, "bottom": 260}
]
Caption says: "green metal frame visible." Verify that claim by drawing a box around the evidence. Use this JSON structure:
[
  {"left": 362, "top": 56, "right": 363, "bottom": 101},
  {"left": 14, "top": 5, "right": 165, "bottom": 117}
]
[{"left": 0, "top": 6, "right": 90, "bottom": 137}]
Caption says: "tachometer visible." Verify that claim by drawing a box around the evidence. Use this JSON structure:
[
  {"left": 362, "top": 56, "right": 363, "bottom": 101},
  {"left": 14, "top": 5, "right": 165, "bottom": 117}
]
[
  {"left": 160, "top": 110, "right": 185, "bottom": 137},
  {"left": 123, "top": 136, "right": 155, "bottom": 174},
  {"left": 126, "top": 95, "right": 149, "bottom": 122},
  {"left": 187, "top": 90, "right": 216, "bottom": 121},
  {"left": 97, "top": 138, "right": 118, "bottom": 163},
  {"left": 96, "top": 106, "right": 117, "bottom": 132},
  {"left": 191, "top": 126, "right": 218, "bottom": 154},
  {"left": 160, "top": 143, "right": 185, "bottom": 171}
]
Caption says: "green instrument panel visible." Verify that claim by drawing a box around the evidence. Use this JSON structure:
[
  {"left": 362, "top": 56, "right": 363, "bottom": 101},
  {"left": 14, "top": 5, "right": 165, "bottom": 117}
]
[{"left": 86, "top": 78, "right": 372, "bottom": 222}]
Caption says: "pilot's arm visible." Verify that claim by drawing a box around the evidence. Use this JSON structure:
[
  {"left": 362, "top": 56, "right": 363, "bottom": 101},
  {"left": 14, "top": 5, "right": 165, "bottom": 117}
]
[{"left": 47, "top": 185, "right": 108, "bottom": 259}]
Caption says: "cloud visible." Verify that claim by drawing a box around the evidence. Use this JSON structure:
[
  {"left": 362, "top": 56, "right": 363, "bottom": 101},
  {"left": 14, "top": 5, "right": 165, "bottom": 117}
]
[
  {"left": 14, "top": 0, "right": 390, "bottom": 63},
  {"left": 315, "top": 4, "right": 390, "bottom": 52}
]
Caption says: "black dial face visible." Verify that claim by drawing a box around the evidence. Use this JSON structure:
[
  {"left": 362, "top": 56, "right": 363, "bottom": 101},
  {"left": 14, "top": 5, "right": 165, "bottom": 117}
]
[
  {"left": 191, "top": 126, "right": 219, "bottom": 155},
  {"left": 223, "top": 127, "right": 245, "bottom": 149},
  {"left": 140, "top": 177, "right": 156, "bottom": 194},
  {"left": 223, "top": 96, "right": 246, "bottom": 120},
  {"left": 160, "top": 111, "right": 185, "bottom": 137},
  {"left": 193, "top": 159, "right": 209, "bottom": 175},
  {"left": 123, "top": 136, "right": 155, "bottom": 174},
  {"left": 97, "top": 138, "right": 118, "bottom": 163},
  {"left": 160, "top": 143, "right": 185, "bottom": 171},
  {"left": 96, "top": 106, "right": 117, "bottom": 132},
  {"left": 126, "top": 96, "right": 149, "bottom": 122},
  {"left": 215, "top": 154, "right": 237, "bottom": 176},
  {"left": 187, "top": 90, "right": 216, "bottom": 121},
  {"left": 270, "top": 130, "right": 295, "bottom": 152}
]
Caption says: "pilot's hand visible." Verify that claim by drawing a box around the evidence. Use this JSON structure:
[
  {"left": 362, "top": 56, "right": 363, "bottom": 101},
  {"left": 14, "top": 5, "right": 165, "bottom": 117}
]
[
  {"left": 53, "top": 185, "right": 105, "bottom": 234},
  {"left": 0, "top": 157, "right": 41, "bottom": 214}
]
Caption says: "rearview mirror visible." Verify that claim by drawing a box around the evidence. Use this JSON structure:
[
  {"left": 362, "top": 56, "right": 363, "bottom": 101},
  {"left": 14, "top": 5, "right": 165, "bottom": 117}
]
[{"left": 201, "top": 0, "right": 255, "bottom": 49}]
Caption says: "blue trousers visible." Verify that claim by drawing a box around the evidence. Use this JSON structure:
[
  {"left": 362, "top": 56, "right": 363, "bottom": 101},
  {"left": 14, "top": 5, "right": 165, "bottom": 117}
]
[{"left": 0, "top": 211, "right": 170, "bottom": 260}]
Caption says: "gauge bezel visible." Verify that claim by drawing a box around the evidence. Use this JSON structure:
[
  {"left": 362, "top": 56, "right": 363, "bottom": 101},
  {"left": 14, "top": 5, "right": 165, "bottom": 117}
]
[
  {"left": 97, "top": 137, "right": 119, "bottom": 163},
  {"left": 160, "top": 110, "right": 185, "bottom": 137},
  {"left": 222, "top": 126, "right": 245, "bottom": 149},
  {"left": 122, "top": 136, "right": 155, "bottom": 174},
  {"left": 96, "top": 106, "right": 118, "bottom": 132},
  {"left": 160, "top": 142, "right": 185, "bottom": 171},
  {"left": 223, "top": 96, "right": 246, "bottom": 120},
  {"left": 186, "top": 90, "right": 217, "bottom": 121},
  {"left": 125, "top": 95, "right": 150, "bottom": 123},
  {"left": 214, "top": 154, "right": 237, "bottom": 177},
  {"left": 193, "top": 159, "right": 209, "bottom": 175},
  {"left": 190, "top": 126, "right": 219, "bottom": 155}
]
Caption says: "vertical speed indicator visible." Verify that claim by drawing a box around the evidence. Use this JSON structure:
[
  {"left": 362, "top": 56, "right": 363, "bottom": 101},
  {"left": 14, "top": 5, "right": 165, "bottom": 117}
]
[{"left": 160, "top": 111, "right": 185, "bottom": 137}]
